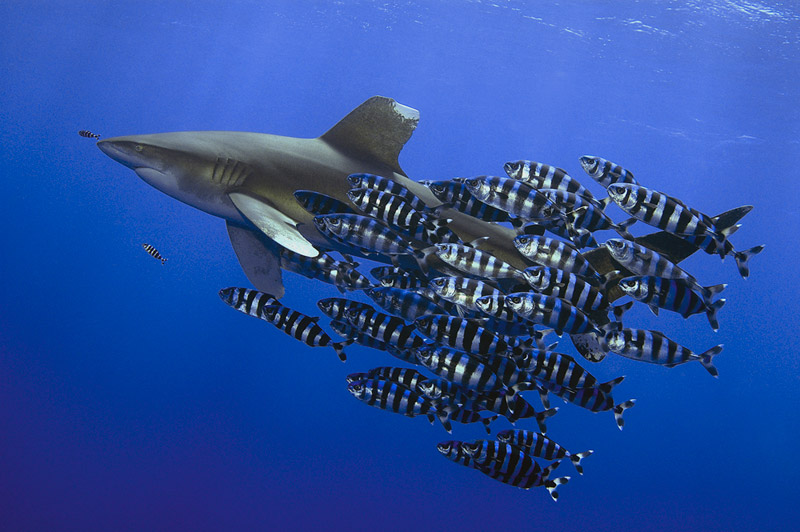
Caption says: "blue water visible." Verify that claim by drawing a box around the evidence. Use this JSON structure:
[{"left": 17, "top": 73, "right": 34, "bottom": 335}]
[{"left": 2, "top": 1, "right": 798, "bottom": 530}]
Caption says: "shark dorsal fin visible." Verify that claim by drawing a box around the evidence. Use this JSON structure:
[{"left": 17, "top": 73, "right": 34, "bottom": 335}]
[{"left": 320, "top": 96, "right": 420, "bottom": 175}]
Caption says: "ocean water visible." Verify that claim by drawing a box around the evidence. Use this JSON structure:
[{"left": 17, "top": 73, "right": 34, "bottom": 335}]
[{"left": 1, "top": 1, "right": 798, "bottom": 530}]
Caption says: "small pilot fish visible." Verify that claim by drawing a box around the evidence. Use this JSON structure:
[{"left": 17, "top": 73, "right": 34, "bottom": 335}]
[
  {"left": 293, "top": 190, "right": 357, "bottom": 215},
  {"left": 364, "top": 287, "right": 452, "bottom": 322},
  {"left": 413, "top": 346, "right": 511, "bottom": 395},
  {"left": 347, "top": 173, "right": 431, "bottom": 213},
  {"left": 218, "top": 287, "right": 279, "bottom": 320},
  {"left": 280, "top": 249, "right": 371, "bottom": 292},
  {"left": 680, "top": 233, "right": 765, "bottom": 279},
  {"left": 142, "top": 243, "right": 167, "bottom": 264},
  {"left": 261, "top": 303, "right": 351, "bottom": 361},
  {"left": 314, "top": 214, "right": 415, "bottom": 258},
  {"left": 316, "top": 298, "right": 375, "bottom": 321},
  {"left": 474, "top": 294, "right": 519, "bottom": 323},
  {"left": 618, "top": 275, "right": 726, "bottom": 331},
  {"left": 414, "top": 315, "right": 513, "bottom": 356},
  {"left": 360, "top": 366, "right": 430, "bottom": 391},
  {"left": 512, "top": 348, "right": 599, "bottom": 390},
  {"left": 346, "top": 188, "right": 439, "bottom": 236},
  {"left": 538, "top": 378, "right": 635, "bottom": 430},
  {"left": 513, "top": 235, "right": 604, "bottom": 284},
  {"left": 347, "top": 378, "right": 451, "bottom": 432},
  {"left": 563, "top": 204, "right": 636, "bottom": 242},
  {"left": 435, "top": 243, "right": 524, "bottom": 281},
  {"left": 540, "top": 188, "right": 609, "bottom": 215},
  {"left": 579, "top": 155, "right": 638, "bottom": 188},
  {"left": 504, "top": 292, "right": 604, "bottom": 336},
  {"left": 464, "top": 176, "right": 555, "bottom": 221},
  {"left": 439, "top": 405, "right": 498, "bottom": 434},
  {"left": 428, "top": 276, "right": 503, "bottom": 313},
  {"left": 379, "top": 272, "right": 428, "bottom": 290},
  {"left": 78, "top": 129, "right": 101, "bottom": 139},
  {"left": 437, "top": 440, "right": 477, "bottom": 468},
  {"left": 345, "top": 307, "right": 426, "bottom": 351},
  {"left": 607, "top": 183, "right": 725, "bottom": 247},
  {"left": 423, "top": 179, "right": 514, "bottom": 224},
  {"left": 522, "top": 265, "right": 609, "bottom": 315},
  {"left": 604, "top": 239, "right": 726, "bottom": 303},
  {"left": 504, "top": 160, "right": 595, "bottom": 202},
  {"left": 496, "top": 429, "right": 593, "bottom": 475},
  {"left": 605, "top": 328, "right": 723, "bottom": 377}
]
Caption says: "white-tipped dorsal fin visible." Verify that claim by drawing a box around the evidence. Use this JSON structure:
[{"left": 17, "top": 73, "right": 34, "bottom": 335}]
[
  {"left": 228, "top": 191, "right": 319, "bottom": 258},
  {"left": 226, "top": 222, "right": 285, "bottom": 298},
  {"left": 319, "top": 96, "right": 420, "bottom": 175}
]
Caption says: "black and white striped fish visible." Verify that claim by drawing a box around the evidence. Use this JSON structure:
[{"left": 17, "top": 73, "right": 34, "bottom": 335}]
[
  {"left": 434, "top": 243, "right": 525, "bottom": 281},
  {"left": 681, "top": 234, "right": 764, "bottom": 279},
  {"left": 414, "top": 315, "right": 514, "bottom": 356},
  {"left": 504, "top": 292, "right": 605, "bottom": 336},
  {"left": 280, "top": 248, "right": 372, "bottom": 292},
  {"left": 618, "top": 276, "right": 726, "bottom": 331},
  {"left": 313, "top": 213, "right": 417, "bottom": 259},
  {"left": 464, "top": 176, "right": 556, "bottom": 221},
  {"left": 413, "top": 346, "right": 511, "bottom": 395},
  {"left": 78, "top": 129, "right": 101, "bottom": 139},
  {"left": 607, "top": 183, "right": 726, "bottom": 248},
  {"left": 579, "top": 155, "right": 638, "bottom": 188},
  {"left": 218, "top": 287, "right": 279, "bottom": 320},
  {"left": 437, "top": 440, "right": 477, "bottom": 468},
  {"left": 504, "top": 160, "right": 596, "bottom": 202},
  {"left": 293, "top": 190, "right": 357, "bottom": 215},
  {"left": 605, "top": 328, "right": 723, "bottom": 377},
  {"left": 347, "top": 378, "right": 451, "bottom": 432},
  {"left": 496, "top": 429, "right": 593, "bottom": 475},
  {"left": 347, "top": 173, "right": 431, "bottom": 213},
  {"left": 474, "top": 294, "right": 519, "bottom": 323},
  {"left": 329, "top": 320, "right": 416, "bottom": 363},
  {"left": 604, "top": 238, "right": 726, "bottom": 304},
  {"left": 511, "top": 348, "right": 599, "bottom": 390},
  {"left": 428, "top": 276, "right": 504, "bottom": 313},
  {"left": 513, "top": 235, "right": 605, "bottom": 284},
  {"left": 345, "top": 307, "right": 426, "bottom": 351},
  {"left": 540, "top": 188, "right": 610, "bottom": 215},
  {"left": 563, "top": 205, "right": 636, "bottom": 244},
  {"left": 261, "top": 303, "right": 351, "bottom": 361},
  {"left": 537, "top": 377, "right": 635, "bottom": 430},
  {"left": 349, "top": 366, "right": 430, "bottom": 391},
  {"left": 439, "top": 405, "right": 498, "bottom": 434},
  {"left": 142, "top": 243, "right": 167, "bottom": 264},
  {"left": 423, "top": 179, "right": 517, "bottom": 224},
  {"left": 316, "top": 297, "right": 375, "bottom": 321},
  {"left": 522, "top": 265, "right": 610, "bottom": 315},
  {"left": 364, "top": 286, "right": 453, "bottom": 322}
]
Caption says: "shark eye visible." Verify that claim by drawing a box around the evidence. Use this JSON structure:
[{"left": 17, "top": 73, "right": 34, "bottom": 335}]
[{"left": 134, "top": 145, "right": 144, "bottom": 152}]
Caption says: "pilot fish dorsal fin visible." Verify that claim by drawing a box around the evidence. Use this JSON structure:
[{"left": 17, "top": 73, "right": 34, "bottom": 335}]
[
  {"left": 228, "top": 191, "right": 320, "bottom": 258},
  {"left": 319, "top": 96, "right": 420, "bottom": 175}
]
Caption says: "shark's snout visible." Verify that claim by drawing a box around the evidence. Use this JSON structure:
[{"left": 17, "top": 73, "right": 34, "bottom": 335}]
[{"left": 96, "top": 138, "right": 154, "bottom": 170}]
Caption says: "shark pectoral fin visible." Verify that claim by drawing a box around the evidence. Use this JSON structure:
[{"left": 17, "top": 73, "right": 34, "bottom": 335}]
[
  {"left": 226, "top": 222, "right": 285, "bottom": 298},
  {"left": 319, "top": 96, "right": 420, "bottom": 175},
  {"left": 228, "top": 191, "right": 319, "bottom": 258}
]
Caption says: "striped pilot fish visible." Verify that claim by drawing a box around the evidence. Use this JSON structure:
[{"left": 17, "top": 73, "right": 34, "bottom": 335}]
[
  {"left": 463, "top": 176, "right": 557, "bottom": 221},
  {"left": 496, "top": 429, "right": 593, "bottom": 475},
  {"left": 413, "top": 315, "right": 515, "bottom": 357},
  {"left": 316, "top": 297, "right": 375, "bottom": 321},
  {"left": 504, "top": 160, "right": 596, "bottom": 202},
  {"left": 346, "top": 188, "right": 457, "bottom": 244},
  {"left": 563, "top": 204, "right": 636, "bottom": 244},
  {"left": 438, "top": 404, "right": 498, "bottom": 434},
  {"left": 422, "top": 179, "right": 518, "bottom": 225},
  {"left": 348, "top": 366, "right": 430, "bottom": 390},
  {"left": 681, "top": 233, "right": 764, "bottom": 280},
  {"left": 365, "top": 286, "right": 455, "bottom": 322},
  {"left": 142, "top": 243, "right": 167, "bottom": 264},
  {"left": 522, "top": 265, "right": 610, "bottom": 315},
  {"left": 347, "top": 173, "right": 432, "bottom": 213},
  {"left": 604, "top": 328, "right": 723, "bottom": 378},
  {"left": 293, "top": 190, "right": 357, "bottom": 215},
  {"left": 413, "top": 345, "right": 512, "bottom": 396},
  {"left": 604, "top": 238, "right": 726, "bottom": 304},
  {"left": 579, "top": 155, "right": 638, "bottom": 188},
  {"left": 513, "top": 235, "right": 605, "bottom": 285},
  {"left": 428, "top": 276, "right": 504, "bottom": 313},
  {"left": 537, "top": 377, "right": 635, "bottom": 430},
  {"left": 279, "top": 248, "right": 372, "bottom": 293},
  {"left": 511, "top": 348, "right": 599, "bottom": 390},
  {"left": 460, "top": 440, "right": 569, "bottom": 499},
  {"left": 618, "top": 275, "right": 726, "bottom": 331},
  {"left": 329, "top": 320, "right": 417, "bottom": 364},
  {"left": 345, "top": 307, "right": 427, "bottom": 352},
  {"left": 503, "top": 292, "right": 606, "bottom": 337},
  {"left": 434, "top": 243, "right": 525, "bottom": 281},
  {"left": 606, "top": 183, "right": 728, "bottom": 249},
  {"left": 78, "top": 129, "right": 101, "bottom": 139},
  {"left": 347, "top": 378, "right": 451, "bottom": 432},
  {"left": 437, "top": 440, "right": 477, "bottom": 468},
  {"left": 219, "top": 287, "right": 278, "bottom": 320},
  {"left": 261, "top": 302, "right": 352, "bottom": 361}
]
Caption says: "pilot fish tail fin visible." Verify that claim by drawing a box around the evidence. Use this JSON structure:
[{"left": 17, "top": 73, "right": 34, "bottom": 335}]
[
  {"left": 734, "top": 244, "right": 765, "bottom": 279},
  {"left": 700, "top": 344, "right": 724, "bottom": 378},
  {"left": 481, "top": 414, "right": 499, "bottom": 434},
  {"left": 613, "top": 399, "right": 636, "bottom": 430},
  {"left": 701, "top": 283, "right": 727, "bottom": 303},
  {"left": 569, "top": 450, "right": 593, "bottom": 475},
  {"left": 535, "top": 407, "right": 559, "bottom": 434},
  {"left": 544, "top": 476, "right": 569, "bottom": 501},
  {"left": 332, "top": 339, "right": 354, "bottom": 362},
  {"left": 435, "top": 409, "right": 453, "bottom": 434},
  {"left": 707, "top": 298, "right": 726, "bottom": 332},
  {"left": 598, "top": 376, "right": 625, "bottom": 394},
  {"left": 614, "top": 217, "right": 637, "bottom": 240}
]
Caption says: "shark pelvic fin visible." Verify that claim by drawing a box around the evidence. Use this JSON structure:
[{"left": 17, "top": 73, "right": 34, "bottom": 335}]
[
  {"left": 229, "top": 191, "right": 319, "bottom": 258},
  {"left": 319, "top": 96, "right": 420, "bottom": 175},
  {"left": 226, "top": 222, "right": 285, "bottom": 298}
]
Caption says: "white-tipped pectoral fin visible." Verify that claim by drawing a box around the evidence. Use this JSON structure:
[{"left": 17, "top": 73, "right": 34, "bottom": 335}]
[
  {"left": 228, "top": 191, "right": 319, "bottom": 258},
  {"left": 226, "top": 222, "right": 285, "bottom": 298}
]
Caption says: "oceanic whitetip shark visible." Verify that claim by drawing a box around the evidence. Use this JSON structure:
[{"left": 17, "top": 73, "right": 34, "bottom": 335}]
[{"left": 97, "top": 96, "right": 750, "bottom": 360}]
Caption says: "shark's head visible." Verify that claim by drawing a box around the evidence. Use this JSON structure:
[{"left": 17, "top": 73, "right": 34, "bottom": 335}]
[{"left": 97, "top": 132, "right": 251, "bottom": 221}]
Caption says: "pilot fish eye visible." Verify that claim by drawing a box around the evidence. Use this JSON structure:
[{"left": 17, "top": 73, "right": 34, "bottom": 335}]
[{"left": 509, "top": 296, "right": 520, "bottom": 304}]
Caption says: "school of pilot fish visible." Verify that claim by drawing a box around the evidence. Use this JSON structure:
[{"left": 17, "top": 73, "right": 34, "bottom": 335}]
[{"left": 215, "top": 155, "right": 763, "bottom": 500}]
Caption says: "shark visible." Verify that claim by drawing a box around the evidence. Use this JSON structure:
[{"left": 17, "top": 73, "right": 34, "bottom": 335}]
[{"left": 97, "top": 95, "right": 751, "bottom": 361}]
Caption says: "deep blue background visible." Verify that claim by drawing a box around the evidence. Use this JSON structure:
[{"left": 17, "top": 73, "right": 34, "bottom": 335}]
[{"left": 2, "top": 1, "right": 798, "bottom": 530}]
